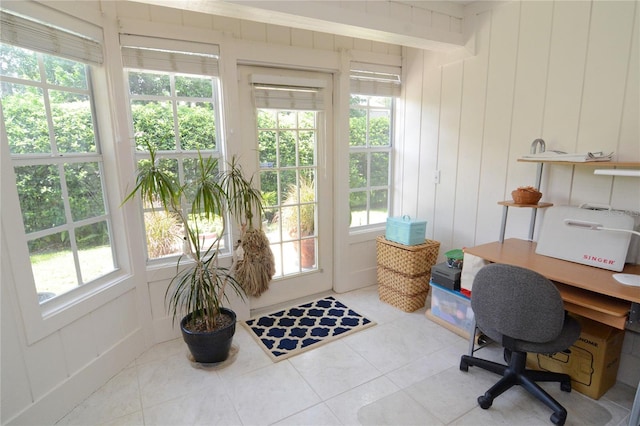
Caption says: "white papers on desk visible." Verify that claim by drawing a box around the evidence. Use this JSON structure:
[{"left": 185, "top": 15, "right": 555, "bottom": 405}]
[{"left": 520, "top": 151, "right": 613, "bottom": 162}]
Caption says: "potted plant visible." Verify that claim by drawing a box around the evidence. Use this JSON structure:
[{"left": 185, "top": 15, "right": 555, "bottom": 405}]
[
  {"left": 281, "top": 175, "right": 316, "bottom": 268},
  {"left": 123, "top": 143, "right": 265, "bottom": 363}
]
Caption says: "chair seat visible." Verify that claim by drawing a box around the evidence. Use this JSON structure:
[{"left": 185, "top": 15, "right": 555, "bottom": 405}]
[{"left": 482, "top": 314, "right": 581, "bottom": 354}]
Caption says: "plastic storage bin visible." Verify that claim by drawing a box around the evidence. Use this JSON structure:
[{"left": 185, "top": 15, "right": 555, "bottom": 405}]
[{"left": 429, "top": 281, "right": 475, "bottom": 335}]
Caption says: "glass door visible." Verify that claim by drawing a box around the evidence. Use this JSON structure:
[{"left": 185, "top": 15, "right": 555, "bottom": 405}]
[{"left": 238, "top": 66, "right": 333, "bottom": 309}]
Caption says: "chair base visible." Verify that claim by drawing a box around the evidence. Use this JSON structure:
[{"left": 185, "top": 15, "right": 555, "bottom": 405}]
[{"left": 460, "top": 350, "right": 572, "bottom": 426}]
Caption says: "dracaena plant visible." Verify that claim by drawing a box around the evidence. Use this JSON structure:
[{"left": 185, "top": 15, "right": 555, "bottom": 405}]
[{"left": 123, "top": 141, "right": 263, "bottom": 331}]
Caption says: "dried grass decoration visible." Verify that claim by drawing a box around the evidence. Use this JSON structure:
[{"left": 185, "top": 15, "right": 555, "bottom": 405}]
[{"left": 234, "top": 225, "right": 275, "bottom": 297}]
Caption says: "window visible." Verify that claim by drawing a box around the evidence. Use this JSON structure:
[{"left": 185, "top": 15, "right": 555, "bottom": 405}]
[
  {"left": 121, "top": 35, "right": 224, "bottom": 260},
  {"left": 0, "top": 11, "right": 115, "bottom": 304},
  {"left": 349, "top": 63, "right": 400, "bottom": 228}
]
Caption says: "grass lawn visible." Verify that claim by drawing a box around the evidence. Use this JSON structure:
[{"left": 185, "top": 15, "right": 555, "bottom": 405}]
[{"left": 31, "top": 245, "right": 114, "bottom": 301}]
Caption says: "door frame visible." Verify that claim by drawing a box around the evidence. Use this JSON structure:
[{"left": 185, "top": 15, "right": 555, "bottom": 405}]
[{"left": 237, "top": 65, "right": 334, "bottom": 310}]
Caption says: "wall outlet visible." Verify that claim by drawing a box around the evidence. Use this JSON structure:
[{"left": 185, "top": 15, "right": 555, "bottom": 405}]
[{"left": 433, "top": 170, "right": 440, "bottom": 184}]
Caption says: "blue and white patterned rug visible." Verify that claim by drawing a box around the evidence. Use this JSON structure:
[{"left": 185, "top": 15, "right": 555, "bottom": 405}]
[{"left": 242, "top": 296, "right": 376, "bottom": 361}]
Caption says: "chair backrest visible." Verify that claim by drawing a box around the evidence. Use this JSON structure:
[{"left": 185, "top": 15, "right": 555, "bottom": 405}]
[{"left": 471, "top": 263, "right": 565, "bottom": 344}]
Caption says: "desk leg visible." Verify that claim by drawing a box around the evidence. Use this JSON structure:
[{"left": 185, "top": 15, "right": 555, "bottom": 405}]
[
  {"left": 529, "top": 208, "right": 537, "bottom": 241},
  {"left": 499, "top": 206, "right": 508, "bottom": 243},
  {"left": 468, "top": 320, "right": 477, "bottom": 356}
]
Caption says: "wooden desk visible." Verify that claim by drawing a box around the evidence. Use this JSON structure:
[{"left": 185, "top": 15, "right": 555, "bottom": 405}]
[{"left": 465, "top": 239, "right": 640, "bottom": 330}]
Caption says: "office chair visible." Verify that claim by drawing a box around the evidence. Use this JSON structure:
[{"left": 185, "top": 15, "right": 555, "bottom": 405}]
[{"left": 460, "top": 264, "right": 581, "bottom": 426}]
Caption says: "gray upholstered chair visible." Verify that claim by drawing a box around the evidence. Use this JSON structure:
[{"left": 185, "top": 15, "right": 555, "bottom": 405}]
[{"left": 460, "top": 264, "right": 581, "bottom": 426}]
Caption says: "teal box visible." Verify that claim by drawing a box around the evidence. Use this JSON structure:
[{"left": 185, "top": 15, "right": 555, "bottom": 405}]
[{"left": 385, "top": 216, "right": 427, "bottom": 246}]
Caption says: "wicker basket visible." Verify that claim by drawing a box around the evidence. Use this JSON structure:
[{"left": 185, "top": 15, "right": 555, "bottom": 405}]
[
  {"left": 511, "top": 189, "right": 542, "bottom": 205},
  {"left": 376, "top": 236, "right": 440, "bottom": 312}
]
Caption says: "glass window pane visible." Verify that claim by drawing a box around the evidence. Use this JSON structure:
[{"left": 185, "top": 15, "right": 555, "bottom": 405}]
[
  {"left": 65, "top": 162, "right": 105, "bottom": 221},
  {"left": 131, "top": 100, "right": 175, "bottom": 151},
  {"left": 369, "top": 96, "right": 391, "bottom": 108},
  {"left": 178, "top": 101, "right": 216, "bottom": 151},
  {"left": 29, "top": 231, "right": 75, "bottom": 302},
  {"left": 350, "top": 95, "right": 368, "bottom": 106},
  {"left": 279, "top": 169, "right": 297, "bottom": 204},
  {"left": 51, "top": 91, "right": 96, "bottom": 153},
  {"left": 175, "top": 75, "right": 212, "bottom": 98},
  {"left": 298, "top": 111, "right": 315, "bottom": 129},
  {"left": 44, "top": 56, "right": 87, "bottom": 89},
  {"left": 144, "top": 211, "right": 182, "bottom": 259},
  {"left": 369, "top": 110, "right": 391, "bottom": 146},
  {"left": 349, "top": 192, "right": 367, "bottom": 227},
  {"left": 370, "top": 152, "right": 389, "bottom": 187},
  {"left": 298, "top": 130, "right": 315, "bottom": 167},
  {"left": 370, "top": 189, "right": 388, "bottom": 224},
  {"left": 128, "top": 71, "right": 170, "bottom": 96},
  {"left": 77, "top": 221, "right": 115, "bottom": 283},
  {"left": 349, "top": 153, "right": 367, "bottom": 189},
  {"left": 1, "top": 83, "right": 50, "bottom": 154},
  {"left": 0, "top": 44, "right": 39, "bottom": 80},
  {"left": 278, "top": 111, "right": 296, "bottom": 128},
  {"left": 349, "top": 115, "right": 366, "bottom": 147},
  {"left": 280, "top": 205, "right": 298, "bottom": 240},
  {"left": 260, "top": 171, "right": 278, "bottom": 204},
  {"left": 15, "top": 164, "right": 65, "bottom": 233},
  {"left": 258, "top": 130, "right": 277, "bottom": 168},
  {"left": 257, "top": 109, "right": 276, "bottom": 129},
  {"left": 279, "top": 130, "right": 296, "bottom": 167}
]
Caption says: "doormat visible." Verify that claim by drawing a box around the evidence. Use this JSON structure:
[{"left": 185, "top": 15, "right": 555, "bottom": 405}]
[{"left": 242, "top": 296, "right": 376, "bottom": 361}]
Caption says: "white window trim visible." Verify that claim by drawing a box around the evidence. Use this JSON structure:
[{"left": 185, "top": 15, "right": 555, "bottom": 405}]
[{"left": 0, "top": 5, "right": 135, "bottom": 344}]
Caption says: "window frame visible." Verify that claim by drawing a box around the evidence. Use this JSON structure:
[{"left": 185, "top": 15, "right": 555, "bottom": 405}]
[
  {"left": 121, "top": 37, "right": 228, "bottom": 263},
  {"left": 348, "top": 62, "right": 400, "bottom": 231},
  {"left": 0, "top": 6, "right": 134, "bottom": 344},
  {"left": 348, "top": 94, "right": 395, "bottom": 230}
]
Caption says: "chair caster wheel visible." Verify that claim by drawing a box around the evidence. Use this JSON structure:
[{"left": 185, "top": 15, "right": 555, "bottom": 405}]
[
  {"left": 560, "top": 381, "right": 571, "bottom": 392},
  {"left": 478, "top": 393, "right": 493, "bottom": 409},
  {"left": 550, "top": 411, "right": 566, "bottom": 425},
  {"left": 459, "top": 358, "right": 469, "bottom": 372}
]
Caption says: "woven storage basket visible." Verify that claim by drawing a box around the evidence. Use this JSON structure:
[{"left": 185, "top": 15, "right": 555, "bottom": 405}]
[
  {"left": 376, "top": 236, "right": 440, "bottom": 312},
  {"left": 511, "top": 189, "right": 542, "bottom": 205}
]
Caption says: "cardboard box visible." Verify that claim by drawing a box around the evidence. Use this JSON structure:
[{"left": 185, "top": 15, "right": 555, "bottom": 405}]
[
  {"left": 429, "top": 282, "right": 475, "bottom": 335},
  {"left": 526, "top": 315, "right": 625, "bottom": 400},
  {"left": 385, "top": 216, "right": 427, "bottom": 246}
]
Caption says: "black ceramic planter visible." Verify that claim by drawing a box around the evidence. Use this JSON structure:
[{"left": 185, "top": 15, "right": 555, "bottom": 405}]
[{"left": 180, "top": 308, "right": 236, "bottom": 363}]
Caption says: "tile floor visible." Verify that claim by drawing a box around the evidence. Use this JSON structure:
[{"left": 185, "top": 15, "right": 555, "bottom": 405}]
[{"left": 57, "top": 285, "right": 637, "bottom": 426}]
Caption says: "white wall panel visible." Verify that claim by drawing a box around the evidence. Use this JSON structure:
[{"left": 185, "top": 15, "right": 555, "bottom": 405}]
[
  {"left": 475, "top": 1, "right": 521, "bottom": 244},
  {"left": 503, "top": 1, "right": 554, "bottom": 241},
  {"left": 452, "top": 11, "right": 490, "bottom": 249},
  {"left": 539, "top": 1, "right": 591, "bottom": 205},
  {"left": 572, "top": 1, "right": 636, "bottom": 205},
  {"left": 0, "top": 272, "right": 32, "bottom": 423},
  {"left": 397, "top": 48, "right": 426, "bottom": 217},
  {"left": 433, "top": 61, "right": 463, "bottom": 252},
  {"left": 23, "top": 333, "right": 67, "bottom": 401},
  {"left": 92, "top": 298, "right": 126, "bottom": 356},
  {"left": 60, "top": 315, "right": 99, "bottom": 376},
  {"left": 415, "top": 51, "right": 440, "bottom": 238}
]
